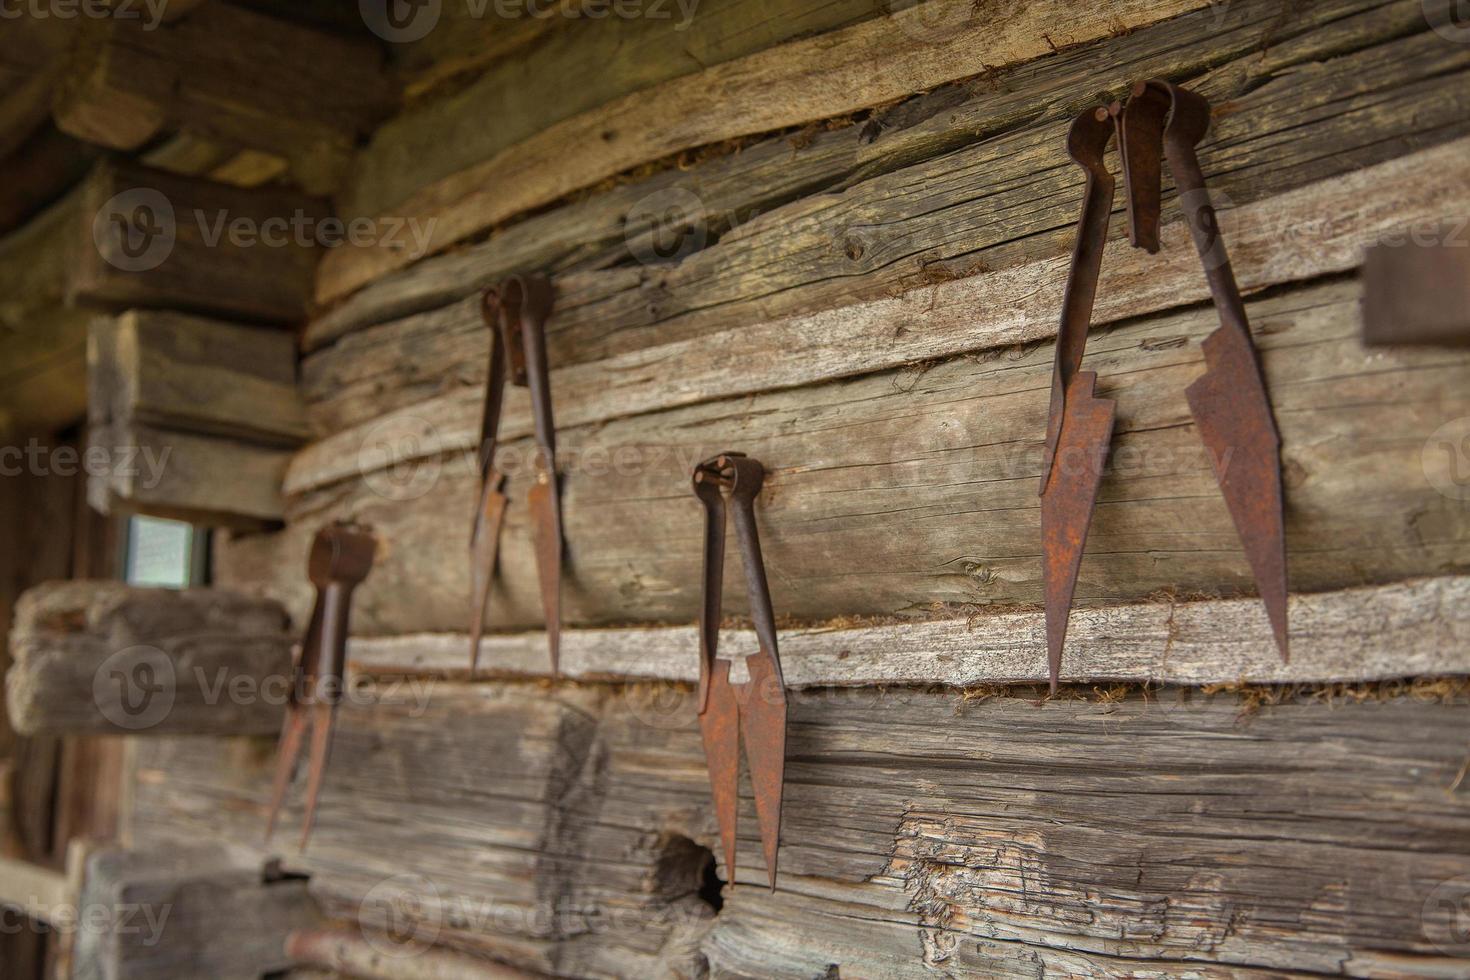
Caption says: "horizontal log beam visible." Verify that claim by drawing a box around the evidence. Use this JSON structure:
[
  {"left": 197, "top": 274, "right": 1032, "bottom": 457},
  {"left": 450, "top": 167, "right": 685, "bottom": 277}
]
[
  {"left": 314, "top": 0, "right": 1214, "bottom": 303},
  {"left": 220, "top": 277, "right": 1470, "bottom": 636},
  {"left": 125, "top": 674, "right": 1470, "bottom": 976},
  {"left": 71, "top": 845, "right": 318, "bottom": 980},
  {"left": 72, "top": 161, "right": 326, "bottom": 325},
  {"left": 349, "top": 577, "right": 1470, "bottom": 689},
  {"left": 90, "top": 310, "right": 308, "bottom": 447},
  {"left": 305, "top": 0, "right": 1433, "bottom": 350},
  {"left": 289, "top": 135, "right": 1470, "bottom": 494},
  {"left": 54, "top": 2, "right": 389, "bottom": 195},
  {"left": 5, "top": 581, "right": 292, "bottom": 736}
]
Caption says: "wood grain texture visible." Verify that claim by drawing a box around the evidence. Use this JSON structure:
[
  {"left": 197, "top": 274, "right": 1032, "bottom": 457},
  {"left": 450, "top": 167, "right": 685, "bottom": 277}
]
[
  {"left": 314, "top": 0, "right": 1215, "bottom": 302},
  {"left": 54, "top": 2, "right": 389, "bottom": 195},
  {"left": 304, "top": 0, "right": 1427, "bottom": 347},
  {"left": 5, "top": 581, "right": 291, "bottom": 736},
  {"left": 356, "top": 0, "right": 889, "bottom": 219},
  {"left": 348, "top": 577, "right": 1470, "bottom": 688},
  {"left": 87, "top": 422, "right": 294, "bottom": 528},
  {"left": 89, "top": 310, "right": 308, "bottom": 448},
  {"left": 124, "top": 679, "right": 1470, "bottom": 977},
  {"left": 73, "top": 160, "right": 327, "bottom": 325},
  {"left": 299, "top": 0, "right": 1470, "bottom": 454},
  {"left": 220, "top": 279, "right": 1470, "bottom": 636},
  {"left": 70, "top": 845, "right": 319, "bottom": 980},
  {"left": 291, "top": 133, "right": 1470, "bottom": 492}
]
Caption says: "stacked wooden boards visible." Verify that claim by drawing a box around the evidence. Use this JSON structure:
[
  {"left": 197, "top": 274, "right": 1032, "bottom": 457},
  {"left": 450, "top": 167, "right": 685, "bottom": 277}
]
[{"left": 123, "top": 0, "right": 1470, "bottom": 976}]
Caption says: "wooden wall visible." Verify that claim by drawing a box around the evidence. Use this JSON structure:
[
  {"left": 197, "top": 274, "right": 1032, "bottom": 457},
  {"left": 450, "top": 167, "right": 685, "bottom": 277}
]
[{"left": 7, "top": 0, "right": 1469, "bottom": 976}]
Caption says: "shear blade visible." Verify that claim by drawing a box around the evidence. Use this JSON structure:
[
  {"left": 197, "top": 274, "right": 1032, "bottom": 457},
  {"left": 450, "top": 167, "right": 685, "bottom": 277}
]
[
  {"left": 699, "top": 659, "right": 742, "bottom": 886},
  {"left": 1040, "top": 371, "right": 1116, "bottom": 692},
  {"left": 741, "top": 653, "right": 787, "bottom": 892},
  {"left": 1185, "top": 329, "right": 1289, "bottom": 661},
  {"left": 469, "top": 476, "right": 508, "bottom": 674},
  {"left": 264, "top": 705, "right": 309, "bottom": 843},
  {"left": 527, "top": 476, "right": 563, "bottom": 675}
]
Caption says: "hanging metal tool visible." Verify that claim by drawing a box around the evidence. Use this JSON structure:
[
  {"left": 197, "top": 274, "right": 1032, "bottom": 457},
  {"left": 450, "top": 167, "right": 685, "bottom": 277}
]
[
  {"left": 265, "top": 521, "right": 376, "bottom": 850},
  {"left": 692, "top": 453, "right": 786, "bottom": 891},
  {"left": 469, "top": 274, "right": 563, "bottom": 676},
  {"left": 1041, "top": 80, "right": 1287, "bottom": 693}
]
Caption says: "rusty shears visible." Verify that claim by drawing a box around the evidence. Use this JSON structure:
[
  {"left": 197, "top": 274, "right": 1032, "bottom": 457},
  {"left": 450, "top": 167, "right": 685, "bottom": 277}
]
[
  {"left": 469, "top": 274, "right": 563, "bottom": 675},
  {"left": 266, "top": 521, "right": 376, "bottom": 850},
  {"left": 692, "top": 453, "right": 786, "bottom": 891},
  {"left": 1041, "top": 80, "right": 1287, "bottom": 692}
]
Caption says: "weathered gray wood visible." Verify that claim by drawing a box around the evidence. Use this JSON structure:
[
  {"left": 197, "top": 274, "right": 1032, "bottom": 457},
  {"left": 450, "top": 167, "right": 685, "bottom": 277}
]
[
  {"left": 5, "top": 581, "right": 291, "bottom": 736},
  {"left": 302, "top": 0, "right": 1470, "bottom": 444},
  {"left": 124, "top": 677, "right": 1470, "bottom": 977},
  {"left": 352, "top": 0, "right": 889, "bottom": 221},
  {"left": 86, "top": 309, "right": 307, "bottom": 527},
  {"left": 292, "top": 134, "right": 1470, "bottom": 491},
  {"left": 87, "top": 421, "right": 294, "bottom": 528},
  {"left": 219, "top": 278, "right": 1470, "bottom": 635},
  {"left": 54, "top": 2, "right": 389, "bottom": 195},
  {"left": 90, "top": 310, "right": 308, "bottom": 447},
  {"left": 70, "top": 844, "right": 320, "bottom": 980},
  {"left": 314, "top": 0, "right": 1213, "bottom": 302},
  {"left": 72, "top": 160, "right": 326, "bottom": 325},
  {"left": 346, "top": 577, "right": 1470, "bottom": 689},
  {"left": 306, "top": 0, "right": 1434, "bottom": 348}
]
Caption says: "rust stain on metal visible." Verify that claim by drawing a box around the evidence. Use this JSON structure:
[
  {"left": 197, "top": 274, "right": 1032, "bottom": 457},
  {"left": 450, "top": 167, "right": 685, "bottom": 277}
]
[
  {"left": 693, "top": 453, "right": 786, "bottom": 891},
  {"left": 1041, "top": 80, "right": 1287, "bottom": 694},
  {"left": 469, "top": 274, "right": 563, "bottom": 676},
  {"left": 265, "top": 521, "right": 377, "bottom": 851}
]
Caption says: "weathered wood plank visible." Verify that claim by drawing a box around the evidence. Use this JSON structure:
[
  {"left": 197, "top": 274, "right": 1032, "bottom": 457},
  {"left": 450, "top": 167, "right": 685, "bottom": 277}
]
[
  {"left": 5, "top": 581, "right": 291, "bottom": 736},
  {"left": 89, "top": 310, "right": 308, "bottom": 448},
  {"left": 72, "top": 161, "right": 326, "bottom": 325},
  {"left": 314, "top": 0, "right": 1215, "bottom": 303},
  {"left": 302, "top": 0, "right": 1470, "bottom": 448},
  {"left": 70, "top": 845, "right": 319, "bottom": 980},
  {"left": 305, "top": 0, "right": 1421, "bottom": 347},
  {"left": 87, "top": 422, "right": 294, "bottom": 528},
  {"left": 54, "top": 2, "right": 390, "bottom": 195},
  {"left": 124, "top": 679, "right": 1470, "bottom": 977},
  {"left": 221, "top": 278, "right": 1470, "bottom": 635},
  {"left": 292, "top": 133, "right": 1470, "bottom": 492},
  {"left": 347, "top": 577, "right": 1470, "bottom": 689},
  {"left": 355, "top": 0, "right": 889, "bottom": 219}
]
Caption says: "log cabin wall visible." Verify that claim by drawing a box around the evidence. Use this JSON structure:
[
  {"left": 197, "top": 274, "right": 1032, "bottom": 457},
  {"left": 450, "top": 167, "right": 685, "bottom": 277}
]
[{"left": 4, "top": 0, "right": 1470, "bottom": 977}]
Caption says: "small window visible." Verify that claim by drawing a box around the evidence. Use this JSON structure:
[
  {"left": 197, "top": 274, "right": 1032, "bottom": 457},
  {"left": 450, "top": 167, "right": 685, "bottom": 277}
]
[{"left": 123, "top": 516, "right": 206, "bottom": 588}]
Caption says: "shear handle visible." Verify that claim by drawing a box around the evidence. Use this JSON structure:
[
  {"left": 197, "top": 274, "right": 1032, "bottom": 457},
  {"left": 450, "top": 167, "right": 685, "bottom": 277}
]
[
  {"left": 724, "top": 456, "right": 782, "bottom": 689},
  {"left": 692, "top": 461, "right": 727, "bottom": 714},
  {"left": 1041, "top": 106, "right": 1119, "bottom": 495}
]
